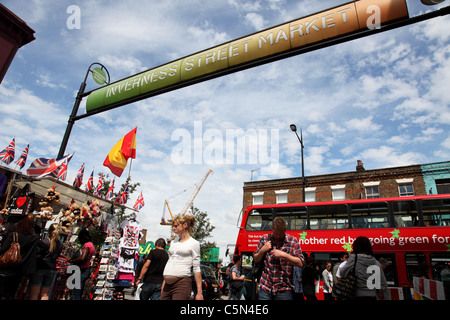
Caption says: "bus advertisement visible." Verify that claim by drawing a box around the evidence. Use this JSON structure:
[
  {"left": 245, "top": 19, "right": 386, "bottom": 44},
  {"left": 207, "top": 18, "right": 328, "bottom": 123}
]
[{"left": 234, "top": 194, "right": 450, "bottom": 298}]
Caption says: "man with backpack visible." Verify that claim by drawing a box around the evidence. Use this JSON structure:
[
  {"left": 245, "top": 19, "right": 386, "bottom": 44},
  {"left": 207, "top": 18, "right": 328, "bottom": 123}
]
[{"left": 253, "top": 217, "right": 304, "bottom": 300}]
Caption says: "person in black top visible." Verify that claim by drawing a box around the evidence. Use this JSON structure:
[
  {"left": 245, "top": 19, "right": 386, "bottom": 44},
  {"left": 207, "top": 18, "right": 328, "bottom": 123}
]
[
  {"left": 0, "top": 215, "right": 38, "bottom": 300},
  {"left": 136, "top": 238, "right": 169, "bottom": 300},
  {"left": 28, "top": 223, "right": 63, "bottom": 300}
]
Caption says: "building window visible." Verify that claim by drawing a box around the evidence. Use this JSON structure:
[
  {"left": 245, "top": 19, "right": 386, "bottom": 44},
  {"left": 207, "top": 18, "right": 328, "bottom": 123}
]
[
  {"left": 275, "top": 190, "right": 289, "bottom": 204},
  {"left": 396, "top": 178, "right": 414, "bottom": 197},
  {"left": 363, "top": 181, "right": 380, "bottom": 199},
  {"left": 252, "top": 192, "right": 264, "bottom": 205},
  {"left": 436, "top": 178, "right": 450, "bottom": 194},
  {"left": 305, "top": 187, "right": 316, "bottom": 202},
  {"left": 331, "top": 184, "right": 346, "bottom": 201}
]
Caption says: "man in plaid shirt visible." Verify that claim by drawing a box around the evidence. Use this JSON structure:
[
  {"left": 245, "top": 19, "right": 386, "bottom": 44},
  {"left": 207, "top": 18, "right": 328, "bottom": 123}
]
[{"left": 253, "top": 217, "right": 304, "bottom": 300}]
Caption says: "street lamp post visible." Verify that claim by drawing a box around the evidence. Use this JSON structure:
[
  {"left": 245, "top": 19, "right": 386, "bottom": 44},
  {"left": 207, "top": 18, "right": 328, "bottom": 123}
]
[
  {"left": 58, "top": 63, "right": 110, "bottom": 158},
  {"left": 290, "top": 124, "right": 306, "bottom": 202}
]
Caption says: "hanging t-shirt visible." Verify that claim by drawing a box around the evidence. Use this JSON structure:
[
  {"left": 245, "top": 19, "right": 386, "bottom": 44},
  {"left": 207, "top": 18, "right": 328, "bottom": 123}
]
[
  {"left": 120, "top": 220, "right": 141, "bottom": 249},
  {"left": 118, "top": 247, "right": 137, "bottom": 273}
]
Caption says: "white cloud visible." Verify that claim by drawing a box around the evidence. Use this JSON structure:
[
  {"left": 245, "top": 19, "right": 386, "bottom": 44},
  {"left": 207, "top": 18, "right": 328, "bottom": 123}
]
[
  {"left": 245, "top": 12, "right": 267, "bottom": 30},
  {"left": 97, "top": 55, "right": 146, "bottom": 77},
  {"left": 346, "top": 116, "right": 382, "bottom": 132},
  {"left": 360, "top": 146, "right": 426, "bottom": 168}
]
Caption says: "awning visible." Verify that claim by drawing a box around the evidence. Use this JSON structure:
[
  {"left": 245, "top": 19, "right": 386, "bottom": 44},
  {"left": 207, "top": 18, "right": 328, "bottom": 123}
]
[{"left": 1, "top": 165, "right": 135, "bottom": 213}]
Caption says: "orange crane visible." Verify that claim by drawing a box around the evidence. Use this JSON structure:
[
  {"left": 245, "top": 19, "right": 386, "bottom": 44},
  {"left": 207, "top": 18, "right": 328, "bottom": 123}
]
[{"left": 160, "top": 169, "right": 213, "bottom": 225}]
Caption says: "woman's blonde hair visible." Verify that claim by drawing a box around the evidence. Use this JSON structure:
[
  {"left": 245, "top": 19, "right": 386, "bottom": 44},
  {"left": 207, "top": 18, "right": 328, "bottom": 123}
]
[
  {"left": 173, "top": 214, "right": 195, "bottom": 234},
  {"left": 48, "top": 223, "right": 60, "bottom": 253}
]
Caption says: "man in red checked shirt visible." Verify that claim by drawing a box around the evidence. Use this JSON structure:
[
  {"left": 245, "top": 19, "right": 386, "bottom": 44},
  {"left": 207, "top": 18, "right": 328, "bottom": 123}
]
[{"left": 253, "top": 217, "right": 304, "bottom": 300}]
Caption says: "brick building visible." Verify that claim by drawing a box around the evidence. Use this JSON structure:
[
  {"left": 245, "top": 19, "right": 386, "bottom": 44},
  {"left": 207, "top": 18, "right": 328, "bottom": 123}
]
[
  {"left": 0, "top": 4, "right": 35, "bottom": 84},
  {"left": 242, "top": 160, "right": 450, "bottom": 208}
]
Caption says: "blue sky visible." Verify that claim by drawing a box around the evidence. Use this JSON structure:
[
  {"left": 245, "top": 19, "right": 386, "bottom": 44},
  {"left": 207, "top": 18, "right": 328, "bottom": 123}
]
[{"left": 1, "top": 0, "right": 450, "bottom": 259}]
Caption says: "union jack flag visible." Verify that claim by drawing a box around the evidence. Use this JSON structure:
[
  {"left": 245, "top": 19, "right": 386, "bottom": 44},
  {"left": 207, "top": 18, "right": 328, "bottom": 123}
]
[
  {"left": 27, "top": 153, "right": 73, "bottom": 178},
  {"left": 133, "top": 191, "right": 145, "bottom": 211},
  {"left": 0, "top": 137, "right": 15, "bottom": 165},
  {"left": 85, "top": 170, "right": 94, "bottom": 193},
  {"left": 14, "top": 143, "right": 29, "bottom": 169},
  {"left": 55, "top": 155, "right": 70, "bottom": 180},
  {"left": 116, "top": 184, "right": 129, "bottom": 205},
  {"left": 94, "top": 173, "right": 103, "bottom": 197},
  {"left": 106, "top": 178, "right": 115, "bottom": 200},
  {"left": 73, "top": 163, "right": 84, "bottom": 189}
]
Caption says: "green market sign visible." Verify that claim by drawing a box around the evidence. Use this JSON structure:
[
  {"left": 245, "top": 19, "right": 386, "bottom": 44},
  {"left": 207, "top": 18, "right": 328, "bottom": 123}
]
[
  {"left": 85, "top": 0, "right": 409, "bottom": 113},
  {"left": 92, "top": 67, "right": 107, "bottom": 85}
]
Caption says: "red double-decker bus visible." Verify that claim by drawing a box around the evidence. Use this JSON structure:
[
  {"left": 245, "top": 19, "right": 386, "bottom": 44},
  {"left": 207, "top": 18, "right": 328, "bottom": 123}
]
[{"left": 234, "top": 194, "right": 450, "bottom": 299}]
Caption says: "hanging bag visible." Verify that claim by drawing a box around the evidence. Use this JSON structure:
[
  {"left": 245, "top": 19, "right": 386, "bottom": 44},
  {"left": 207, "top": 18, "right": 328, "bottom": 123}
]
[
  {"left": 0, "top": 232, "right": 22, "bottom": 268},
  {"left": 8, "top": 184, "right": 35, "bottom": 217},
  {"left": 333, "top": 254, "right": 358, "bottom": 299}
]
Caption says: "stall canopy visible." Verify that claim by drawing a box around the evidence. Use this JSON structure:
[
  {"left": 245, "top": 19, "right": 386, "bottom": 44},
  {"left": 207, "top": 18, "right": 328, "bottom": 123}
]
[{"left": 1, "top": 166, "right": 135, "bottom": 213}]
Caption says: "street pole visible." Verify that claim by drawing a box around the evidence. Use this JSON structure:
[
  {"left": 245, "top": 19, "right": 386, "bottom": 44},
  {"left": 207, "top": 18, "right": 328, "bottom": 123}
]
[
  {"left": 58, "top": 63, "right": 110, "bottom": 158},
  {"left": 290, "top": 124, "right": 306, "bottom": 202}
]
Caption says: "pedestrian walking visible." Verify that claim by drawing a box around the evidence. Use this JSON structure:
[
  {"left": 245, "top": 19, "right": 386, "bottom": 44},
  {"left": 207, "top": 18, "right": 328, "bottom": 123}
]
[
  {"left": 253, "top": 217, "right": 304, "bottom": 300},
  {"left": 0, "top": 215, "right": 38, "bottom": 300},
  {"left": 28, "top": 223, "right": 63, "bottom": 300},
  {"left": 339, "top": 236, "right": 387, "bottom": 300},
  {"left": 161, "top": 215, "right": 203, "bottom": 300},
  {"left": 302, "top": 257, "right": 318, "bottom": 301},
  {"left": 69, "top": 228, "right": 95, "bottom": 300},
  {"left": 293, "top": 265, "right": 304, "bottom": 301},
  {"left": 322, "top": 261, "right": 334, "bottom": 301},
  {"left": 332, "top": 252, "right": 348, "bottom": 299},
  {"left": 136, "top": 238, "right": 168, "bottom": 300},
  {"left": 229, "top": 255, "right": 245, "bottom": 300}
]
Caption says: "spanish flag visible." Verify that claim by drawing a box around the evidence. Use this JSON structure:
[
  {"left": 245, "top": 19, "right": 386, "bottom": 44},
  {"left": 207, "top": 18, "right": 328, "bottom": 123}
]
[{"left": 103, "top": 127, "right": 137, "bottom": 177}]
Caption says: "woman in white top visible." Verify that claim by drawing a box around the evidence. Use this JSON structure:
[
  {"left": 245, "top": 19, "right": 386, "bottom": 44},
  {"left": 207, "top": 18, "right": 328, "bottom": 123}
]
[{"left": 161, "top": 215, "right": 203, "bottom": 300}]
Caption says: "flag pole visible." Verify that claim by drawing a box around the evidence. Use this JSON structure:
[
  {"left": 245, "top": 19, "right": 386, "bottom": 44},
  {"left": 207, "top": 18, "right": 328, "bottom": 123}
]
[{"left": 127, "top": 158, "right": 133, "bottom": 181}]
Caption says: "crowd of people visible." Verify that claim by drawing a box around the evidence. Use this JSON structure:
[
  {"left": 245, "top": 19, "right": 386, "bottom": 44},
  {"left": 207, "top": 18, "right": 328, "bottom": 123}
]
[
  {"left": 0, "top": 213, "right": 204, "bottom": 301},
  {"left": 1, "top": 213, "right": 435, "bottom": 301},
  {"left": 0, "top": 214, "right": 97, "bottom": 300},
  {"left": 247, "top": 216, "right": 388, "bottom": 301}
]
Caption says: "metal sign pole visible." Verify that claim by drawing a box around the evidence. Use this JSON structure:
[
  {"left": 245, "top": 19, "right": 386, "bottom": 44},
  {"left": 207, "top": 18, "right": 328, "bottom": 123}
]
[{"left": 57, "top": 63, "right": 110, "bottom": 158}]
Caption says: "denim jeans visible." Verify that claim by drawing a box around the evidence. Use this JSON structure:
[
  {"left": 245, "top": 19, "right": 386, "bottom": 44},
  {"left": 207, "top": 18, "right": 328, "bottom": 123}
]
[
  {"left": 140, "top": 282, "right": 163, "bottom": 300},
  {"left": 258, "top": 287, "right": 293, "bottom": 300},
  {"left": 72, "top": 268, "right": 90, "bottom": 300}
]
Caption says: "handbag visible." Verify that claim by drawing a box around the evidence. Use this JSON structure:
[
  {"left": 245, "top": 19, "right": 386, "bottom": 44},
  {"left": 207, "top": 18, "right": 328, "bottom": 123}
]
[
  {"left": 230, "top": 280, "right": 244, "bottom": 292},
  {"left": 333, "top": 254, "right": 358, "bottom": 299},
  {"left": 0, "top": 232, "right": 22, "bottom": 268}
]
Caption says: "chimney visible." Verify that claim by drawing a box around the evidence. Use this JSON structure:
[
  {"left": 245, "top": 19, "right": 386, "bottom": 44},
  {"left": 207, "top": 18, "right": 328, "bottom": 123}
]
[{"left": 356, "top": 160, "right": 365, "bottom": 172}]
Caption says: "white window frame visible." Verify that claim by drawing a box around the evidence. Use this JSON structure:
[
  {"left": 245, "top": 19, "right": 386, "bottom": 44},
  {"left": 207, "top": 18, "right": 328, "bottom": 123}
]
[
  {"left": 305, "top": 187, "right": 316, "bottom": 202},
  {"left": 396, "top": 178, "right": 415, "bottom": 197},
  {"left": 363, "top": 181, "right": 381, "bottom": 199},
  {"left": 275, "top": 190, "right": 289, "bottom": 204},
  {"left": 331, "top": 184, "right": 346, "bottom": 201},
  {"left": 252, "top": 192, "right": 264, "bottom": 205}
]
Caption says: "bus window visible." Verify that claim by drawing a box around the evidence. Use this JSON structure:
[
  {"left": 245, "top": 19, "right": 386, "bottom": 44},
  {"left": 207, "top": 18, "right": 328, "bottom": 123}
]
[
  {"left": 351, "top": 202, "right": 389, "bottom": 229},
  {"left": 405, "top": 253, "right": 428, "bottom": 283},
  {"left": 430, "top": 253, "right": 450, "bottom": 281},
  {"left": 392, "top": 200, "right": 419, "bottom": 227},
  {"left": 245, "top": 208, "right": 273, "bottom": 231},
  {"left": 274, "top": 207, "right": 307, "bottom": 230},
  {"left": 421, "top": 198, "right": 450, "bottom": 226},
  {"left": 374, "top": 253, "right": 398, "bottom": 286},
  {"left": 309, "top": 252, "right": 343, "bottom": 274},
  {"left": 308, "top": 204, "right": 348, "bottom": 230}
]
